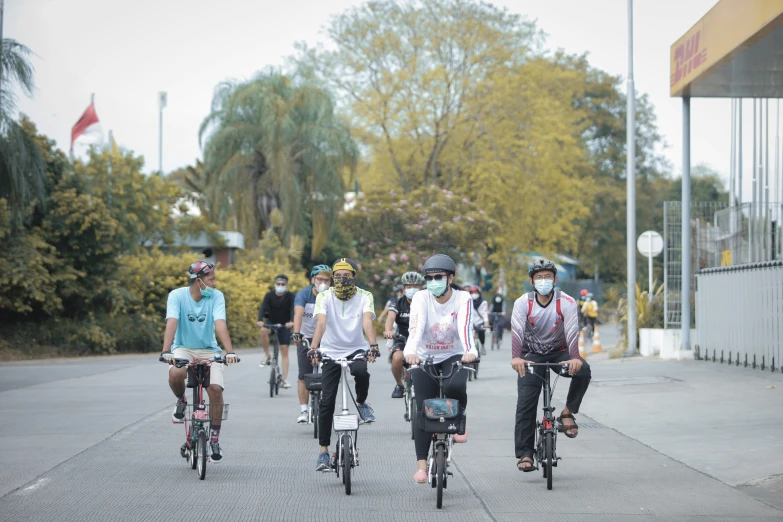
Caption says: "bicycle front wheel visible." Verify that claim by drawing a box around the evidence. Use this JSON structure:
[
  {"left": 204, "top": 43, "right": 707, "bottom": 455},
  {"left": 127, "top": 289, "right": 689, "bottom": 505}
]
[
  {"left": 342, "top": 433, "right": 352, "bottom": 495},
  {"left": 197, "top": 430, "right": 207, "bottom": 480},
  {"left": 436, "top": 444, "right": 445, "bottom": 508},
  {"left": 269, "top": 366, "right": 275, "bottom": 398},
  {"left": 410, "top": 401, "right": 417, "bottom": 440},
  {"left": 545, "top": 432, "right": 554, "bottom": 490},
  {"left": 312, "top": 395, "right": 319, "bottom": 439}
]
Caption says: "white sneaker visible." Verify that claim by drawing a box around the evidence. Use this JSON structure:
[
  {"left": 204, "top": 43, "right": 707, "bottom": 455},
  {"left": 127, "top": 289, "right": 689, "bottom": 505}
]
[
  {"left": 259, "top": 358, "right": 270, "bottom": 368},
  {"left": 281, "top": 380, "right": 292, "bottom": 389},
  {"left": 297, "top": 411, "right": 308, "bottom": 423}
]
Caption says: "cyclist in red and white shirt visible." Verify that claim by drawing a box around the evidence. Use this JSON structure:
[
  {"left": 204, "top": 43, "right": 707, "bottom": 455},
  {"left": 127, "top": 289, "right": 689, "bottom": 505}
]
[
  {"left": 404, "top": 254, "right": 477, "bottom": 484},
  {"left": 510, "top": 258, "right": 591, "bottom": 472}
]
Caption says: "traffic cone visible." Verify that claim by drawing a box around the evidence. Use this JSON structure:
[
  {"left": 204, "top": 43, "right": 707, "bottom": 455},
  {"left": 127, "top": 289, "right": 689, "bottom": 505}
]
[
  {"left": 592, "top": 327, "right": 603, "bottom": 353},
  {"left": 578, "top": 330, "right": 586, "bottom": 358}
]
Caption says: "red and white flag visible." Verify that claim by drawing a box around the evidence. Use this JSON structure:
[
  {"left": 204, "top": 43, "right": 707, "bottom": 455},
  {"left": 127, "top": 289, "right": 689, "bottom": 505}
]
[{"left": 70, "top": 101, "right": 103, "bottom": 152}]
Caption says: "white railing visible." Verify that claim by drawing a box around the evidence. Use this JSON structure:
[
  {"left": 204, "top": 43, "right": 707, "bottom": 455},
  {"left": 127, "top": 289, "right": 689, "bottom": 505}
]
[{"left": 695, "top": 261, "right": 783, "bottom": 372}]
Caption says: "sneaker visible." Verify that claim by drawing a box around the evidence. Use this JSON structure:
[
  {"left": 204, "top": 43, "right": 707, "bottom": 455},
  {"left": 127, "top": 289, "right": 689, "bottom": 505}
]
[
  {"left": 281, "top": 380, "right": 292, "bottom": 389},
  {"left": 391, "top": 384, "right": 404, "bottom": 399},
  {"left": 180, "top": 442, "right": 189, "bottom": 459},
  {"left": 316, "top": 451, "right": 331, "bottom": 471},
  {"left": 358, "top": 403, "right": 376, "bottom": 423},
  {"left": 297, "top": 410, "right": 309, "bottom": 423},
  {"left": 480, "top": 347, "right": 487, "bottom": 356},
  {"left": 172, "top": 400, "right": 187, "bottom": 423},
  {"left": 259, "top": 358, "right": 270, "bottom": 368},
  {"left": 210, "top": 441, "right": 223, "bottom": 461}
]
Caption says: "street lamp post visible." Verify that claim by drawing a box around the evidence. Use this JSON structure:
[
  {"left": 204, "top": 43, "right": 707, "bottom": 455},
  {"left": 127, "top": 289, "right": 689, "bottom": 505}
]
[
  {"left": 625, "top": 0, "right": 637, "bottom": 356},
  {"left": 159, "top": 91, "right": 167, "bottom": 175}
]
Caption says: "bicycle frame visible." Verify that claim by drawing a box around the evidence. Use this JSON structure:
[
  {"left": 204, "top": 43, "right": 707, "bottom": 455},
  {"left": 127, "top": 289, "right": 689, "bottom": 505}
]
[{"left": 525, "top": 361, "right": 569, "bottom": 489}]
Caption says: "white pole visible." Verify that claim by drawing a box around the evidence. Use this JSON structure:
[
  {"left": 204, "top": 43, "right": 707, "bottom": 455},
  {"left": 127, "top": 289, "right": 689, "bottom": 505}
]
[
  {"left": 625, "top": 0, "right": 637, "bottom": 356},
  {"left": 158, "top": 92, "right": 167, "bottom": 176},
  {"left": 682, "top": 97, "right": 691, "bottom": 351},
  {"left": 648, "top": 232, "right": 653, "bottom": 300}
]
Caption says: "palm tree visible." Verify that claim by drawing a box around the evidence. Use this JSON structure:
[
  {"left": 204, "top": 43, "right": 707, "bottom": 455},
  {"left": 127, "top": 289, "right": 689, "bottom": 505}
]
[
  {"left": 0, "top": 36, "right": 46, "bottom": 230},
  {"left": 198, "top": 69, "right": 358, "bottom": 256}
]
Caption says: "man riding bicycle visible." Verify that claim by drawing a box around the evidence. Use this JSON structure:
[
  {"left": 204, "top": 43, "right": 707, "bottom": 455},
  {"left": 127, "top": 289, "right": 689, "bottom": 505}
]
[
  {"left": 161, "top": 261, "right": 238, "bottom": 462},
  {"left": 467, "top": 285, "right": 491, "bottom": 355},
  {"left": 291, "top": 264, "right": 332, "bottom": 423},
  {"left": 257, "top": 274, "right": 295, "bottom": 389},
  {"left": 576, "top": 289, "right": 588, "bottom": 329},
  {"left": 490, "top": 291, "right": 507, "bottom": 342},
  {"left": 510, "top": 258, "right": 591, "bottom": 472},
  {"left": 581, "top": 293, "right": 599, "bottom": 334},
  {"left": 404, "top": 254, "right": 477, "bottom": 483},
  {"left": 308, "top": 258, "right": 380, "bottom": 471},
  {"left": 384, "top": 271, "right": 425, "bottom": 398}
]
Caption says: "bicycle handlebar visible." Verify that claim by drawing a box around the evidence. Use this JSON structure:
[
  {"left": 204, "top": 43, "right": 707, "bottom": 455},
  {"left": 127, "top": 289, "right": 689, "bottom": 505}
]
[
  {"left": 524, "top": 362, "right": 569, "bottom": 374},
  {"left": 409, "top": 358, "right": 474, "bottom": 379},
  {"left": 159, "top": 355, "right": 240, "bottom": 367},
  {"left": 263, "top": 323, "right": 285, "bottom": 329}
]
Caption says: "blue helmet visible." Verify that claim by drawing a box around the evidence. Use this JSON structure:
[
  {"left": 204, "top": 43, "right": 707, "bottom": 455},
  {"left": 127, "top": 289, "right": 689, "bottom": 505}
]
[{"left": 310, "top": 264, "right": 332, "bottom": 277}]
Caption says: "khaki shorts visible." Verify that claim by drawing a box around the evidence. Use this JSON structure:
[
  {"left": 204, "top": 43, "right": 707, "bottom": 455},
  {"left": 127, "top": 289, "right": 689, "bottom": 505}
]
[{"left": 169, "top": 348, "right": 225, "bottom": 389}]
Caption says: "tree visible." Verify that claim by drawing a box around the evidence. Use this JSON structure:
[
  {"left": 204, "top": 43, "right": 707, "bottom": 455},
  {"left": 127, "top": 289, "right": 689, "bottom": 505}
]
[
  {"left": 199, "top": 70, "right": 358, "bottom": 256},
  {"left": 0, "top": 39, "right": 46, "bottom": 231},
  {"left": 296, "top": 0, "right": 541, "bottom": 191}
]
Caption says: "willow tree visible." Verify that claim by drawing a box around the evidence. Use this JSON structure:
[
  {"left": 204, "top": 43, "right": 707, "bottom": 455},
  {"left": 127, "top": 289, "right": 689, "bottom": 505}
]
[{"left": 199, "top": 70, "right": 358, "bottom": 256}]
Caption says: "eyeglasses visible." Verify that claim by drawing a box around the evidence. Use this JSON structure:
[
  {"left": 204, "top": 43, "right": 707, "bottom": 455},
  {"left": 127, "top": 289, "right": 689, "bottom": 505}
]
[
  {"left": 313, "top": 276, "right": 331, "bottom": 284},
  {"left": 424, "top": 274, "right": 447, "bottom": 281},
  {"left": 532, "top": 274, "right": 555, "bottom": 281}
]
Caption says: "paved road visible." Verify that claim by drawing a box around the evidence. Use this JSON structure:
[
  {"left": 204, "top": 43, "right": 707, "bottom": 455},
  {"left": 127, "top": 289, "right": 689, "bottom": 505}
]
[{"left": 1, "top": 335, "right": 782, "bottom": 522}]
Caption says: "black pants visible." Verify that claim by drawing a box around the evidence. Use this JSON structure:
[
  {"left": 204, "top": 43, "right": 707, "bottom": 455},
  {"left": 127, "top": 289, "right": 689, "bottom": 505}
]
[
  {"left": 514, "top": 351, "right": 591, "bottom": 458},
  {"left": 476, "top": 329, "right": 485, "bottom": 346},
  {"left": 411, "top": 354, "right": 468, "bottom": 460},
  {"left": 318, "top": 351, "right": 370, "bottom": 447}
]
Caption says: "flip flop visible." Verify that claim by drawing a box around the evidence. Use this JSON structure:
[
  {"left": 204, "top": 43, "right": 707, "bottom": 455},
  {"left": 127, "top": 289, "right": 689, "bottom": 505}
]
[{"left": 517, "top": 457, "right": 537, "bottom": 472}]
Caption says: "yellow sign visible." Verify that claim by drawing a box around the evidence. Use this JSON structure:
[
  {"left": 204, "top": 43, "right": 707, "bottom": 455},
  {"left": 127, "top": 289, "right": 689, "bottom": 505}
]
[
  {"left": 721, "top": 250, "right": 732, "bottom": 267},
  {"left": 670, "top": 0, "right": 783, "bottom": 96}
]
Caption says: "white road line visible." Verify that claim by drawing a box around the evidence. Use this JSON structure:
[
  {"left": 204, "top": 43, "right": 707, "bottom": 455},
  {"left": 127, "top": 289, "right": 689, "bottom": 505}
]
[{"left": 15, "top": 478, "right": 50, "bottom": 496}]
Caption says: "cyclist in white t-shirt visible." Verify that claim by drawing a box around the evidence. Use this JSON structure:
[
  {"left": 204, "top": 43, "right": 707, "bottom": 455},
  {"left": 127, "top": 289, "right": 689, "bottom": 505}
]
[
  {"left": 308, "top": 258, "right": 381, "bottom": 471},
  {"left": 404, "top": 254, "right": 477, "bottom": 484}
]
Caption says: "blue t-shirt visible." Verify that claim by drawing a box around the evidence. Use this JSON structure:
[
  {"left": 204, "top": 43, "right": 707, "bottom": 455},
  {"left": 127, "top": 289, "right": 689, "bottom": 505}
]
[
  {"left": 166, "top": 287, "right": 226, "bottom": 352},
  {"left": 294, "top": 285, "right": 319, "bottom": 338}
]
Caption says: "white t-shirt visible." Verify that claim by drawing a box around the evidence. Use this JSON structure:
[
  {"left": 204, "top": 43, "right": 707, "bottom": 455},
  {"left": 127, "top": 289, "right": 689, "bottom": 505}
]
[
  {"left": 404, "top": 289, "right": 477, "bottom": 364},
  {"left": 314, "top": 287, "right": 375, "bottom": 358}
]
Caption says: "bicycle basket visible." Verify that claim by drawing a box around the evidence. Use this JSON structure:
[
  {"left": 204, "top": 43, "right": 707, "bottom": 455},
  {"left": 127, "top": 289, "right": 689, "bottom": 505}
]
[
  {"left": 186, "top": 404, "right": 229, "bottom": 421},
  {"left": 420, "top": 398, "right": 463, "bottom": 434},
  {"left": 333, "top": 414, "right": 359, "bottom": 431},
  {"left": 304, "top": 372, "right": 322, "bottom": 392}
]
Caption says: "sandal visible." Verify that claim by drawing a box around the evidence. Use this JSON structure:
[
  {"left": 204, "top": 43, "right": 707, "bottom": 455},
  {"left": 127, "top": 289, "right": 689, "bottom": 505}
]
[
  {"left": 517, "top": 456, "right": 537, "bottom": 472},
  {"left": 413, "top": 469, "right": 428, "bottom": 483},
  {"left": 557, "top": 413, "right": 579, "bottom": 439}
]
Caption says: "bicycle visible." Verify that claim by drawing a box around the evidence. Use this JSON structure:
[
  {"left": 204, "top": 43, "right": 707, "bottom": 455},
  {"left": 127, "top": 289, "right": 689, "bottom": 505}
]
[
  {"left": 301, "top": 339, "right": 322, "bottom": 440},
  {"left": 524, "top": 361, "right": 569, "bottom": 491},
  {"left": 160, "top": 354, "right": 237, "bottom": 480},
  {"left": 490, "top": 312, "right": 503, "bottom": 351},
  {"left": 413, "top": 356, "right": 473, "bottom": 509},
  {"left": 469, "top": 325, "right": 484, "bottom": 380},
  {"left": 386, "top": 333, "right": 416, "bottom": 438},
  {"left": 263, "top": 323, "right": 285, "bottom": 398}
]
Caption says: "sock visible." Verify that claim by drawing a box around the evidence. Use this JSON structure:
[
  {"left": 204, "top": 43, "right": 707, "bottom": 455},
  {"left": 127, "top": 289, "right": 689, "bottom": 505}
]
[
  {"left": 211, "top": 425, "right": 221, "bottom": 443},
  {"left": 300, "top": 404, "right": 308, "bottom": 413},
  {"left": 176, "top": 394, "right": 186, "bottom": 403}
]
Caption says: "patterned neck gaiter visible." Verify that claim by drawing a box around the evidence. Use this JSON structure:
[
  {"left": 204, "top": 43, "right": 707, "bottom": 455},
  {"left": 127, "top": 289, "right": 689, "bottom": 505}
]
[{"left": 334, "top": 277, "right": 357, "bottom": 301}]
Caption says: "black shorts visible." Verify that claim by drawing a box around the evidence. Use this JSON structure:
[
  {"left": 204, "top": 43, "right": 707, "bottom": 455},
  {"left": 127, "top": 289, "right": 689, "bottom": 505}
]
[
  {"left": 297, "top": 338, "right": 315, "bottom": 380},
  {"left": 391, "top": 338, "right": 406, "bottom": 352}
]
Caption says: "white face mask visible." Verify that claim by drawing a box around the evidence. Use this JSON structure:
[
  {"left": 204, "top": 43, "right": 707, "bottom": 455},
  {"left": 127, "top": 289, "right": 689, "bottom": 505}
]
[
  {"left": 315, "top": 283, "right": 330, "bottom": 293},
  {"left": 495, "top": 297, "right": 502, "bottom": 303},
  {"left": 275, "top": 285, "right": 287, "bottom": 294},
  {"left": 471, "top": 293, "right": 480, "bottom": 300},
  {"left": 404, "top": 288, "right": 418, "bottom": 299}
]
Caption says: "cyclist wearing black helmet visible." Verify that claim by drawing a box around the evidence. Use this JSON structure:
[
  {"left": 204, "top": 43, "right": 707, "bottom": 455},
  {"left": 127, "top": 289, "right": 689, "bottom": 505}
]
[
  {"left": 291, "top": 264, "right": 332, "bottom": 423},
  {"left": 384, "top": 271, "right": 425, "bottom": 398},
  {"left": 510, "top": 258, "right": 591, "bottom": 472},
  {"left": 404, "top": 254, "right": 477, "bottom": 484}
]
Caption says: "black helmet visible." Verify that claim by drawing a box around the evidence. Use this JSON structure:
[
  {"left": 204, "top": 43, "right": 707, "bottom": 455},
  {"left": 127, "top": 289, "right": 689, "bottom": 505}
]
[
  {"left": 528, "top": 258, "right": 557, "bottom": 278},
  {"left": 423, "top": 254, "right": 457, "bottom": 275}
]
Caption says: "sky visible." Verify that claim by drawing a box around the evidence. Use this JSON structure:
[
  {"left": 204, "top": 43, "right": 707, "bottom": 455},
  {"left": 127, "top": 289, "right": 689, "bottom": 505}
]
[{"left": 6, "top": 0, "right": 782, "bottom": 202}]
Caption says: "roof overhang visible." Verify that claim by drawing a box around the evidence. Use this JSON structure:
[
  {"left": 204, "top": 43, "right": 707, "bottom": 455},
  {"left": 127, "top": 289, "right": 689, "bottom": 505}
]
[{"left": 670, "top": 0, "right": 783, "bottom": 98}]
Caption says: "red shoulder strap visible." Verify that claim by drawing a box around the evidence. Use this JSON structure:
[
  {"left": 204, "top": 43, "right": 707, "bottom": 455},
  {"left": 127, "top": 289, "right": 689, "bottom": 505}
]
[
  {"left": 555, "top": 290, "right": 564, "bottom": 322},
  {"left": 527, "top": 292, "right": 535, "bottom": 326}
]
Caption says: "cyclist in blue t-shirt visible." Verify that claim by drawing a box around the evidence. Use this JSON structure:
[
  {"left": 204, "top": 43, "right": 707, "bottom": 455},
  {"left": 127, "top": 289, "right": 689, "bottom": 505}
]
[
  {"left": 160, "top": 261, "right": 238, "bottom": 462},
  {"left": 291, "top": 264, "right": 333, "bottom": 423}
]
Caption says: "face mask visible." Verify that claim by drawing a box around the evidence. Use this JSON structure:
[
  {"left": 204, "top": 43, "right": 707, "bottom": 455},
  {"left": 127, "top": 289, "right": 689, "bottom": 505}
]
[
  {"left": 470, "top": 293, "right": 480, "bottom": 300},
  {"left": 427, "top": 279, "right": 448, "bottom": 297},
  {"left": 316, "top": 283, "right": 330, "bottom": 293},
  {"left": 198, "top": 279, "right": 214, "bottom": 298},
  {"left": 333, "top": 276, "right": 357, "bottom": 301},
  {"left": 534, "top": 280, "right": 553, "bottom": 295},
  {"left": 584, "top": 297, "right": 591, "bottom": 303},
  {"left": 275, "top": 285, "right": 287, "bottom": 294},
  {"left": 404, "top": 288, "right": 418, "bottom": 299},
  {"left": 495, "top": 297, "right": 502, "bottom": 303}
]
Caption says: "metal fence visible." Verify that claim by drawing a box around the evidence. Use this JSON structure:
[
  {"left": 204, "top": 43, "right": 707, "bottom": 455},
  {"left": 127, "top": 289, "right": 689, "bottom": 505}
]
[
  {"left": 713, "top": 203, "right": 783, "bottom": 265},
  {"left": 663, "top": 201, "right": 728, "bottom": 328},
  {"left": 695, "top": 260, "right": 783, "bottom": 372}
]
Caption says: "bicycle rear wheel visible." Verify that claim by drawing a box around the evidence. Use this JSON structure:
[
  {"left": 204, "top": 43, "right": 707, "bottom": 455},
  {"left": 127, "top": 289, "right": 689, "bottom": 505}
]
[
  {"left": 197, "top": 430, "right": 207, "bottom": 480},
  {"left": 545, "top": 432, "right": 553, "bottom": 490},
  {"left": 410, "top": 401, "right": 417, "bottom": 440},
  {"left": 342, "top": 433, "right": 352, "bottom": 495},
  {"left": 269, "top": 365, "right": 275, "bottom": 398},
  {"left": 312, "top": 394, "right": 319, "bottom": 439},
  {"left": 436, "top": 444, "right": 445, "bottom": 508},
  {"left": 186, "top": 420, "right": 197, "bottom": 469}
]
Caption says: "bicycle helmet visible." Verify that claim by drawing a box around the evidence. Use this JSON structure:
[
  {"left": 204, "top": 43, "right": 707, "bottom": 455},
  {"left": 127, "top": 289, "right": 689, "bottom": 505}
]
[
  {"left": 394, "top": 284, "right": 404, "bottom": 292},
  {"left": 400, "top": 271, "right": 425, "bottom": 286},
  {"left": 310, "top": 264, "right": 332, "bottom": 277},
  {"left": 332, "top": 258, "right": 358, "bottom": 274},
  {"left": 188, "top": 261, "right": 215, "bottom": 279},
  {"left": 422, "top": 254, "right": 457, "bottom": 275},
  {"left": 528, "top": 257, "right": 557, "bottom": 278},
  {"left": 580, "top": 289, "right": 588, "bottom": 297}
]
